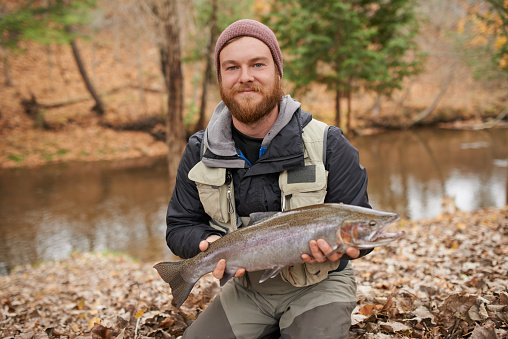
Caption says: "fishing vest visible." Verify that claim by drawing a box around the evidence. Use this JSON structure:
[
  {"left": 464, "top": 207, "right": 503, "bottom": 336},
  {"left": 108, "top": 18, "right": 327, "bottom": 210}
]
[{"left": 188, "top": 119, "right": 342, "bottom": 287}]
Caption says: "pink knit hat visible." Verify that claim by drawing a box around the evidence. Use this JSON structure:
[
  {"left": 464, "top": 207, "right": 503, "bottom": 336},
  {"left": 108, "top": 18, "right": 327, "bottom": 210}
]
[{"left": 214, "top": 19, "right": 283, "bottom": 79}]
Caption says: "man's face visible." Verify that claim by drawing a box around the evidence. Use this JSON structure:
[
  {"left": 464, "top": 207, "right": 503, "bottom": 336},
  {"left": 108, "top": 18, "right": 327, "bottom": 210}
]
[{"left": 218, "top": 36, "right": 283, "bottom": 124}]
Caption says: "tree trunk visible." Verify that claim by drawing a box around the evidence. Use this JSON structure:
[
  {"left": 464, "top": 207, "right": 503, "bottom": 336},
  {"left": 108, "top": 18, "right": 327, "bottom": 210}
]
[
  {"left": 346, "top": 84, "right": 352, "bottom": 134},
  {"left": 46, "top": 45, "right": 55, "bottom": 92},
  {"left": 43, "top": 0, "right": 54, "bottom": 91},
  {"left": 195, "top": 0, "right": 218, "bottom": 133},
  {"left": 158, "top": 0, "right": 185, "bottom": 179},
  {"left": 136, "top": 36, "right": 146, "bottom": 106},
  {"left": 412, "top": 62, "right": 456, "bottom": 125},
  {"left": 70, "top": 39, "right": 106, "bottom": 115},
  {"left": 335, "top": 89, "right": 341, "bottom": 128},
  {"left": 2, "top": 48, "right": 13, "bottom": 87},
  {"left": 371, "top": 92, "right": 381, "bottom": 117}
]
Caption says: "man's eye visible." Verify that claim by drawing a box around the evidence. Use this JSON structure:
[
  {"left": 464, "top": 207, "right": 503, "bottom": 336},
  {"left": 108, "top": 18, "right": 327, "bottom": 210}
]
[
  {"left": 226, "top": 66, "right": 238, "bottom": 71},
  {"left": 254, "top": 63, "right": 263, "bottom": 68}
]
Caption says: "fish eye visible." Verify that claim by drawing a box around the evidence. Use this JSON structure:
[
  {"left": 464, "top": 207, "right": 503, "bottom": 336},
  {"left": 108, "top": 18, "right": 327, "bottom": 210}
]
[{"left": 369, "top": 220, "right": 377, "bottom": 227}]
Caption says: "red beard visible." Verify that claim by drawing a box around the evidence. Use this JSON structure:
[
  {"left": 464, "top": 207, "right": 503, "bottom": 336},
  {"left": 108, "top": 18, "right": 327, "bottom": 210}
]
[{"left": 219, "top": 73, "right": 284, "bottom": 125}]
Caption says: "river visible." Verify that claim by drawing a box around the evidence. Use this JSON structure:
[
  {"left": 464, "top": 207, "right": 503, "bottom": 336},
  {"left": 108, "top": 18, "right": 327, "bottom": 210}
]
[{"left": 1, "top": 127, "right": 507, "bottom": 267}]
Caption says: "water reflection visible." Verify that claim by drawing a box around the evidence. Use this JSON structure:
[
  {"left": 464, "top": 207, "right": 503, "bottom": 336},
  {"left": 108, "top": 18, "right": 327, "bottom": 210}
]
[
  {"left": 0, "top": 157, "right": 173, "bottom": 267},
  {"left": 0, "top": 128, "right": 506, "bottom": 267},
  {"left": 354, "top": 128, "right": 508, "bottom": 219}
]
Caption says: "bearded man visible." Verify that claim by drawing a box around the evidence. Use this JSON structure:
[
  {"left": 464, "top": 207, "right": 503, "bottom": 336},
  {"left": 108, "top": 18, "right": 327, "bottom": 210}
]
[{"left": 164, "top": 19, "right": 371, "bottom": 339}]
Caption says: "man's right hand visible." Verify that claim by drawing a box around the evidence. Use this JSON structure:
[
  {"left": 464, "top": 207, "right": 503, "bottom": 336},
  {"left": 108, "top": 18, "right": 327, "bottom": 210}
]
[{"left": 199, "top": 235, "right": 246, "bottom": 280}]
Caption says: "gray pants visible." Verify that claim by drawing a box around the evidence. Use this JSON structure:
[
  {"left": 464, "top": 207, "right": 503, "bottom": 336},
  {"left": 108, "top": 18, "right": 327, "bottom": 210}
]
[{"left": 182, "top": 264, "right": 357, "bottom": 339}]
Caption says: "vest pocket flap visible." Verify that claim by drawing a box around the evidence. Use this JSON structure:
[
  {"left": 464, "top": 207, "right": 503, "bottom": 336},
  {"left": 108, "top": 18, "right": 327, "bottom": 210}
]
[
  {"left": 280, "top": 261, "right": 341, "bottom": 287},
  {"left": 279, "top": 164, "right": 327, "bottom": 195},
  {"left": 188, "top": 161, "right": 226, "bottom": 186}
]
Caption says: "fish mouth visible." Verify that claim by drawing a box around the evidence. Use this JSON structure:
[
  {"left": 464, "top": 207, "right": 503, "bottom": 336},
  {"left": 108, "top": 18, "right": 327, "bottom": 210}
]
[
  {"left": 356, "top": 230, "right": 406, "bottom": 248},
  {"left": 355, "top": 215, "right": 404, "bottom": 248}
]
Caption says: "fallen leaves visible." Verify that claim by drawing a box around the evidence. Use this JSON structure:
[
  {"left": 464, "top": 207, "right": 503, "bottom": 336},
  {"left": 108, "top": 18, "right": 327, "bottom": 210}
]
[
  {"left": 350, "top": 205, "right": 508, "bottom": 338},
  {"left": 0, "top": 206, "right": 507, "bottom": 338}
]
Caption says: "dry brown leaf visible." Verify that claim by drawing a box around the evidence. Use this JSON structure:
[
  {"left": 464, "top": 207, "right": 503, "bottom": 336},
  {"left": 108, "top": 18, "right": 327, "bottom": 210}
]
[
  {"left": 91, "top": 324, "right": 113, "bottom": 339},
  {"left": 359, "top": 304, "right": 382, "bottom": 316}
]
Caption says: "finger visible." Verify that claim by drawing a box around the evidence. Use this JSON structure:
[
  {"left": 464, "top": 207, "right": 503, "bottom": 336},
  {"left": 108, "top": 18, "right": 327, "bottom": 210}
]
[
  {"left": 234, "top": 268, "right": 246, "bottom": 278},
  {"left": 212, "top": 259, "right": 226, "bottom": 279},
  {"left": 317, "top": 239, "right": 342, "bottom": 261},
  {"left": 199, "top": 240, "right": 209, "bottom": 252},
  {"left": 206, "top": 235, "right": 221, "bottom": 243},
  {"left": 301, "top": 253, "right": 315, "bottom": 263},
  {"left": 310, "top": 240, "right": 327, "bottom": 263},
  {"left": 346, "top": 247, "right": 360, "bottom": 259}
]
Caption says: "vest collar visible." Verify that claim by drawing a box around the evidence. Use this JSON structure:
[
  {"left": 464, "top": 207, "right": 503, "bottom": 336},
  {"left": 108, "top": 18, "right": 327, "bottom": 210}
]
[{"left": 203, "top": 95, "right": 309, "bottom": 171}]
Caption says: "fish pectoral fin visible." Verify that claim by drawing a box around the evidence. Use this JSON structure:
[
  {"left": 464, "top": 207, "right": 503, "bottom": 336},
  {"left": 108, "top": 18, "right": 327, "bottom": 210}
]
[
  {"left": 327, "top": 244, "right": 347, "bottom": 257},
  {"left": 219, "top": 270, "right": 236, "bottom": 287},
  {"left": 259, "top": 267, "right": 283, "bottom": 283},
  {"left": 314, "top": 244, "right": 348, "bottom": 261}
]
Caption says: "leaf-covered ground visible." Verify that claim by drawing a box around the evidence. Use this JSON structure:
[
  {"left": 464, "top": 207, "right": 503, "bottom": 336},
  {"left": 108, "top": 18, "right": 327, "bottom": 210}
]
[{"left": 1, "top": 206, "right": 507, "bottom": 339}]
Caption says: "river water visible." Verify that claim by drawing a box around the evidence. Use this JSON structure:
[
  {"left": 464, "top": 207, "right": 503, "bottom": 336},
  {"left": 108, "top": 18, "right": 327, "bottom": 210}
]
[{"left": 1, "top": 127, "right": 507, "bottom": 267}]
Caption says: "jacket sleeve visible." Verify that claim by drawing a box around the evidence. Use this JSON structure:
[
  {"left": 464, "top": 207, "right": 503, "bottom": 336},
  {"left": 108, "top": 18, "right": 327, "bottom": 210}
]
[
  {"left": 324, "top": 126, "right": 372, "bottom": 260},
  {"left": 165, "top": 132, "right": 225, "bottom": 259}
]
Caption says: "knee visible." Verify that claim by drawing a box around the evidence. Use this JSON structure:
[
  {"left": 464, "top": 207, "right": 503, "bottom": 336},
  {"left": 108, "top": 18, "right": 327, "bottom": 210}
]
[{"left": 281, "top": 301, "right": 356, "bottom": 339}]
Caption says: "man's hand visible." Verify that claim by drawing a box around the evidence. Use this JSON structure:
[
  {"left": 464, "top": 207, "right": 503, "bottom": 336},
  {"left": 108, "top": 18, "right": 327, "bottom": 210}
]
[
  {"left": 301, "top": 239, "right": 360, "bottom": 263},
  {"left": 199, "top": 235, "right": 246, "bottom": 280}
]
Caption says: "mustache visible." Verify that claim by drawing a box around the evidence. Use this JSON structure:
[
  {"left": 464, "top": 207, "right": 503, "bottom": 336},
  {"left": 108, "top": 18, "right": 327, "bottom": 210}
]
[{"left": 231, "top": 84, "right": 264, "bottom": 93}]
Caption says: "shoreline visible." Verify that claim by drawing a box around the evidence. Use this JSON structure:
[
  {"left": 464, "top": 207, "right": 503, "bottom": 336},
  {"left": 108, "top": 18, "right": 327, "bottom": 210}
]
[{"left": 2, "top": 118, "right": 507, "bottom": 170}]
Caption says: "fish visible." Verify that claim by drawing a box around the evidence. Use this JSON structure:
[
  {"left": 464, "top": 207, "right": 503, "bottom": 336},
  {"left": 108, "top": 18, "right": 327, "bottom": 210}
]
[{"left": 154, "top": 203, "right": 404, "bottom": 308}]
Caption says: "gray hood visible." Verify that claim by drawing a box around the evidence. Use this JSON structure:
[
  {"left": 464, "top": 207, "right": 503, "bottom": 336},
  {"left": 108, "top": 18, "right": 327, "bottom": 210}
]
[{"left": 204, "top": 94, "right": 301, "bottom": 157}]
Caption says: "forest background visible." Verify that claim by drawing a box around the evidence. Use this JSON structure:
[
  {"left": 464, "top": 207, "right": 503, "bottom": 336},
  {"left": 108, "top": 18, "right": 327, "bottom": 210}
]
[{"left": 1, "top": 0, "right": 507, "bottom": 171}]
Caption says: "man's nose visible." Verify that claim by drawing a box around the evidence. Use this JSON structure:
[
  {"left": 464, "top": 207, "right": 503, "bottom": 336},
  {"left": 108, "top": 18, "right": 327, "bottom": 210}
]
[{"left": 238, "top": 66, "right": 254, "bottom": 83}]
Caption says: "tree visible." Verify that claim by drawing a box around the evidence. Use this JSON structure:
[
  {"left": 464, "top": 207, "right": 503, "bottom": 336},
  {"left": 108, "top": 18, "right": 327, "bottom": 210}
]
[
  {"left": 146, "top": 0, "right": 185, "bottom": 176},
  {"left": 195, "top": 0, "right": 218, "bottom": 133},
  {"left": 0, "top": 0, "right": 105, "bottom": 114},
  {"left": 264, "top": 0, "right": 423, "bottom": 132},
  {"left": 458, "top": 0, "right": 508, "bottom": 77},
  {"left": 188, "top": 0, "right": 255, "bottom": 133},
  {"left": 356, "top": 0, "right": 425, "bottom": 105}
]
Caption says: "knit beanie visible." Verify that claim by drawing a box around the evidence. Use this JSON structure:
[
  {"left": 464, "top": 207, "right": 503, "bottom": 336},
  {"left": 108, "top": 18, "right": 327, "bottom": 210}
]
[{"left": 214, "top": 19, "right": 283, "bottom": 79}]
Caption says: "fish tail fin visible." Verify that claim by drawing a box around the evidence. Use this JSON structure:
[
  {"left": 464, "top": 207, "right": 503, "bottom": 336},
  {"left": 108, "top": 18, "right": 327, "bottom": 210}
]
[{"left": 153, "top": 261, "right": 196, "bottom": 308}]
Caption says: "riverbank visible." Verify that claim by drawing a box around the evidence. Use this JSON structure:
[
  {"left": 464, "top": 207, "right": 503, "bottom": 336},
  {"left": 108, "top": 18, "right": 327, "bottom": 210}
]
[
  {"left": 2, "top": 115, "right": 507, "bottom": 170},
  {"left": 0, "top": 125, "right": 169, "bottom": 169},
  {"left": 1, "top": 205, "right": 507, "bottom": 338}
]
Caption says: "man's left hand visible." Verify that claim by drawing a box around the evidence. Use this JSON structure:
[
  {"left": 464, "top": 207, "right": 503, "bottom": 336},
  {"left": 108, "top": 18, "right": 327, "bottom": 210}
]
[{"left": 301, "top": 239, "right": 360, "bottom": 263}]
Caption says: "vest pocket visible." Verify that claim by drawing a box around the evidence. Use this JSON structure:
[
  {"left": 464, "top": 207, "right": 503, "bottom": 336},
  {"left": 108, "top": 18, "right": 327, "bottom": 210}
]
[
  {"left": 279, "top": 163, "right": 328, "bottom": 210},
  {"left": 290, "top": 190, "right": 327, "bottom": 210},
  {"left": 281, "top": 260, "right": 341, "bottom": 287},
  {"left": 189, "top": 162, "right": 231, "bottom": 224},
  {"left": 194, "top": 183, "right": 231, "bottom": 224}
]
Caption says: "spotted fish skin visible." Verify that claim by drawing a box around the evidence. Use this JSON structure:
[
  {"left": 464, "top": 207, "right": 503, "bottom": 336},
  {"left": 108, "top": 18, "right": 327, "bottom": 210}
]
[{"left": 154, "top": 203, "right": 403, "bottom": 308}]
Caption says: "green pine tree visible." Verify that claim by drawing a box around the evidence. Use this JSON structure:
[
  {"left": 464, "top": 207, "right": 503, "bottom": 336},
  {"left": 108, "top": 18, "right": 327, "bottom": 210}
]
[{"left": 264, "top": 0, "right": 424, "bottom": 131}]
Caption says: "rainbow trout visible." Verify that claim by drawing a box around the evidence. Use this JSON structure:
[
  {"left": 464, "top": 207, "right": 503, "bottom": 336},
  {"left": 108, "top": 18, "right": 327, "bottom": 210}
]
[{"left": 154, "top": 203, "right": 403, "bottom": 308}]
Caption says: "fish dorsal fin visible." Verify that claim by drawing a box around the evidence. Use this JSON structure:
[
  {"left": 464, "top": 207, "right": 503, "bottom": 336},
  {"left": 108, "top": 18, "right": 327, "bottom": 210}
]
[
  {"left": 248, "top": 211, "right": 280, "bottom": 225},
  {"left": 259, "top": 266, "right": 284, "bottom": 283}
]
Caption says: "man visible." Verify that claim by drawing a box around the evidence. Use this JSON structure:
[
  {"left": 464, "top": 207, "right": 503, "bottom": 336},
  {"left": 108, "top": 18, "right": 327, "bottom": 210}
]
[{"left": 165, "top": 19, "right": 371, "bottom": 339}]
